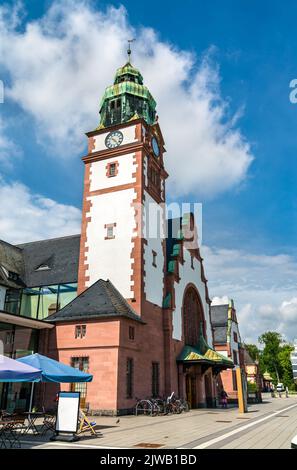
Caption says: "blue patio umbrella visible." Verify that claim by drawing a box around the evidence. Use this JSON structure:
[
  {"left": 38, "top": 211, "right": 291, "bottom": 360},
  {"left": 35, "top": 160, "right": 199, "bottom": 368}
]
[
  {"left": 17, "top": 354, "right": 93, "bottom": 383},
  {"left": 17, "top": 353, "right": 93, "bottom": 412},
  {"left": 0, "top": 354, "right": 41, "bottom": 382}
]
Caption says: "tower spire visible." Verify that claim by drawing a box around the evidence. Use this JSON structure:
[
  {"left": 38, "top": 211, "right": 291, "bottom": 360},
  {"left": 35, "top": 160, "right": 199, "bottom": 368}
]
[
  {"left": 98, "top": 47, "right": 157, "bottom": 128},
  {"left": 127, "top": 38, "right": 135, "bottom": 63}
]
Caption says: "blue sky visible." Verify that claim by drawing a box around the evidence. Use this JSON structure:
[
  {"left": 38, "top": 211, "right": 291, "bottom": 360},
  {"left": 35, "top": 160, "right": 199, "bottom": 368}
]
[
  {"left": 2, "top": 0, "right": 297, "bottom": 254},
  {"left": 1, "top": 0, "right": 297, "bottom": 341}
]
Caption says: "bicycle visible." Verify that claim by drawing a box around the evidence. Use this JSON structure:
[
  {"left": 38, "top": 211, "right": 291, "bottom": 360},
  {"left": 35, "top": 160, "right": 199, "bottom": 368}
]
[{"left": 135, "top": 398, "right": 156, "bottom": 416}]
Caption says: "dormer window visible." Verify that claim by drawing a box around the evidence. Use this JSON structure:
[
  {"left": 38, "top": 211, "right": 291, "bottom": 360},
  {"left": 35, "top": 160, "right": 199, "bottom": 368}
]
[
  {"left": 35, "top": 264, "right": 50, "bottom": 271},
  {"left": 0, "top": 265, "right": 9, "bottom": 278},
  {"left": 8, "top": 271, "right": 19, "bottom": 281},
  {"left": 0, "top": 265, "right": 20, "bottom": 282}
]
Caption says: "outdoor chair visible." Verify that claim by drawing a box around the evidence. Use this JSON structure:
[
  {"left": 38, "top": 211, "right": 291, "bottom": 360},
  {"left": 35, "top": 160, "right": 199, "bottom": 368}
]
[
  {"left": 40, "top": 414, "right": 56, "bottom": 436},
  {"left": 77, "top": 409, "right": 98, "bottom": 436},
  {"left": 0, "top": 416, "right": 26, "bottom": 448}
]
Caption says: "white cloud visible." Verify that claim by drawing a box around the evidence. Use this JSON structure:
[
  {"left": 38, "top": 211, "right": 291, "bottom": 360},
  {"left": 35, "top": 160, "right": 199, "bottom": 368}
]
[
  {"left": 0, "top": 0, "right": 253, "bottom": 198},
  {"left": 0, "top": 118, "right": 21, "bottom": 167},
  {"left": 1, "top": 2, "right": 291, "bottom": 345},
  {"left": 202, "top": 245, "right": 297, "bottom": 343},
  {"left": 211, "top": 295, "right": 229, "bottom": 306},
  {"left": 0, "top": 178, "right": 81, "bottom": 244}
]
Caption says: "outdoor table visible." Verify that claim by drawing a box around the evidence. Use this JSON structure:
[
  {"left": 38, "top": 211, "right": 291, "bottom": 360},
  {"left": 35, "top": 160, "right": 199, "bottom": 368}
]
[
  {"left": 23, "top": 412, "right": 45, "bottom": 435},
  {"left": 0, "top": 419, "right": 23, "bottom": 448}
]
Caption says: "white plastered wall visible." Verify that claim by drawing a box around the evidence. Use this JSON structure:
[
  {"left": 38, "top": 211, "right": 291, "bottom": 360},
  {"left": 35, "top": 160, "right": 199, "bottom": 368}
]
[
  {"left": 172, "top": 249, "right": 213, "bottom": 347},
  {"left": 85, "top": 153, "right": 138, "bottom": 298},
  {"left": 143, "top": 191, "right": 164, "bottom": 307},
  {"left": 89, "top": 153, "right": 136, "bottom": 191},
  {"left": 85, "top": 189, "right": 136, "bottom": 297},
  {"left": 92, "top": 125, "right": 138, "bottom": 153}
]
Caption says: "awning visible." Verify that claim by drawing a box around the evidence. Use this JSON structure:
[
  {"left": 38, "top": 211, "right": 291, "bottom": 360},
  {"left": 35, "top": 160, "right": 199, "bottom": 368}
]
[
  {"left": 0, "top": 354, "right": 41, "bottom": 382},
  {"left": 177, "top": 345, "right": 213, "bottom": 364},
  {"left": 0, "top": 310, "right": 54, "bottom": 330},
  {"left": 17, "top": 353, "right": 93, "bottom": 383},
  {"left": 177, "top": 323, "right": 234, "bottom": 369}
]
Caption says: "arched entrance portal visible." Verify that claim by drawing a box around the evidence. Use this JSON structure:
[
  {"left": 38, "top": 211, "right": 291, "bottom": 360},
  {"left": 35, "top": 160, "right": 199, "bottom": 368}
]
[
  {"left": 183, "top": 285, "right": 205, "bottom": 347},
  {"left": 182, "top": 285, "right": 211, "bottom": 408}
]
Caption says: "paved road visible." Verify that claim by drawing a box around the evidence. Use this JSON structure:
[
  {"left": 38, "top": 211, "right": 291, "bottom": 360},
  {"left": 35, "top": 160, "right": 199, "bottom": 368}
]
[{"left": 18, "top": 394, "right": 297, "bottom": 449}]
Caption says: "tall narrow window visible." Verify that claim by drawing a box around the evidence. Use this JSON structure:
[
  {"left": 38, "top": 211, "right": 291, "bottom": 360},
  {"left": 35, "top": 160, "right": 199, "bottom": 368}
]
[
  {"left": 129, "top": 326, "right": 135, "bottom": 340},
  {"left": 75, "top": 325, "right": 81, "bottom": 338},
  {"left": 233, "top": 350, "right": 238, "bottom": 365},
  {"left": 71, "top": 357, "right": 89, "bottom": 408},
  {"left": 106, "top": 161, "right": 119, "bottom": 178},
  {"left": 126, "top": 358, "right": 134, "bottom": 398},
  {"left": 152, "top": 250, "right": 157, "bottom": 267},
  {"left": 107, "top": 226, "right": 114, "bottom": 238},
  {"left": 152, "top": 362, "right": 160, "bottom": 397},
  {"left": 232, "top": 370, "right": 238, "bottom": 391},
  {"left": 105, "top": 223, "right": 116, "bottom": 240},
  {"left": 109, "top": 163, "right": 116, "bottom": 177}
]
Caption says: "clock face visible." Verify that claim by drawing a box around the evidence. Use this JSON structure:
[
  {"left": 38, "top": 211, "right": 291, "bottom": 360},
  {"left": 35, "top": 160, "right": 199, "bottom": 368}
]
[
  {"left": 152, "top": 137, "right": 160, "bottom": 157},
  {"left": 105, "top": 130, "right": 124, "bottom": 149}
]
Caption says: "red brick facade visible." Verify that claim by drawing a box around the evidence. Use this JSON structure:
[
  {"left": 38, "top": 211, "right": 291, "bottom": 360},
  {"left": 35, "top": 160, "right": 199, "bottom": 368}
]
[{"left": 45, "top": 119, "right": 222, "bottom": 414}]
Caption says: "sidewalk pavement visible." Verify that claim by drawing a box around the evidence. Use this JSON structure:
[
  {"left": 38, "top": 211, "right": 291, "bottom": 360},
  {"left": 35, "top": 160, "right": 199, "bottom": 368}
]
[{"left": 18, "top": 393, "right": 297, "bottom": 449}]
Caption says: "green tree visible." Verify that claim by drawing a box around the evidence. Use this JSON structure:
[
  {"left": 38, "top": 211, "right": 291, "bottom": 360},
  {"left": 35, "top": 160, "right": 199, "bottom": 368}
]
[
  {"left": 244, "top": 343, "right": 261, "bottom": 361},
  {"left": 278, "top": 344, "right": 294, "bottom": 389},
  {"left": 258, "top": 331, "right": 283, "bottom": 383}
]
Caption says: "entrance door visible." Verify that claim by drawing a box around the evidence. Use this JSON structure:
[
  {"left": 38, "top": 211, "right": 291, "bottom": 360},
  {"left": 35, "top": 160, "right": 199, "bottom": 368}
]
[
  {"left": 204, "top": 374, "right": 213, "bottom": 408},
  {"left": 186, "top": 375, "right": 196, "bottom": 408}
]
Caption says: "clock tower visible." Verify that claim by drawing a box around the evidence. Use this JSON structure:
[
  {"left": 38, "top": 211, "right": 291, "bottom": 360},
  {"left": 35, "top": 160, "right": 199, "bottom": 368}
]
[{"left": 77, "top": 60, "right": 168, "bottom": 316}]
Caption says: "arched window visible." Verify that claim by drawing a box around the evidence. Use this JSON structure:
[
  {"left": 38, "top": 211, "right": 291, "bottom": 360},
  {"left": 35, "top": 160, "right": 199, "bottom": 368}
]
[{"left": 183, "top": 286, "right": 205, "bottom": 346}]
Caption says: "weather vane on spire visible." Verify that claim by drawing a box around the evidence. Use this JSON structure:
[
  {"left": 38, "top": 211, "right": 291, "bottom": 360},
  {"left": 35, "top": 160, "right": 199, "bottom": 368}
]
[{"left": 127, "top": 38, "right": 135, "bottom": 63}]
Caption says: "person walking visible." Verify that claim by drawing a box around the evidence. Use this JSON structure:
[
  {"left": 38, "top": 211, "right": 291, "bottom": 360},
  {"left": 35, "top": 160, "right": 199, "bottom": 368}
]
[{"left": 220, "top": 389, "right": 228, "bottom": 409}]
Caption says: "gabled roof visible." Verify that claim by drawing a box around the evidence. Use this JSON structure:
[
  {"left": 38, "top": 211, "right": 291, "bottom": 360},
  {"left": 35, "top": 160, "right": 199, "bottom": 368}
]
[
  {"left": 46, "top": 279, "right": 144, "bottom": 324},
  {"left": 17, "top": 234, "right": 80, "bottom": 287}
]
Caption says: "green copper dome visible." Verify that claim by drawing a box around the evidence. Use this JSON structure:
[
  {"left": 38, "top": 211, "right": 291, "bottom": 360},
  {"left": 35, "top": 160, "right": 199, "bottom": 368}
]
[
  {"left": 114, "top": 63, "right": 144, "bottom": 84},
  {"left": 98, "top": 62, "right": 157, "bottom": 128}
]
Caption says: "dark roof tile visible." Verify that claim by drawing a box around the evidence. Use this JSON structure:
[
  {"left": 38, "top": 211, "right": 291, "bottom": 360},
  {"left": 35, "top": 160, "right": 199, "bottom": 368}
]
[
  {"left": 0, "top": 240, "right": 25, "bottom": 288},
  {"left": 211, "top": 304, "right": 229, "bottom": 325},
  {"left": 46, "top": 279, "right": 144, "bottom": 323},
  {"left": 17, "top": 234, "right": 80, "bottom": 287}
]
